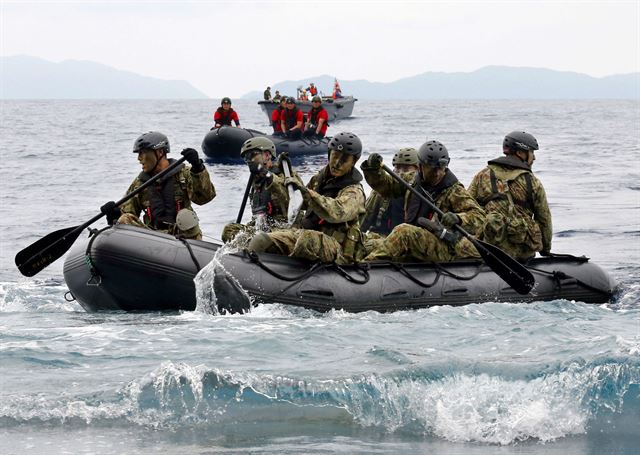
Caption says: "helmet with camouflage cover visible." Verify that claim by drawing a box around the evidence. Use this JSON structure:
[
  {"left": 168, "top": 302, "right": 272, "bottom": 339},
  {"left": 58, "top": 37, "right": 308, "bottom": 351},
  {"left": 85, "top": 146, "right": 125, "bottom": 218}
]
[
  {"left": 503, "top": 131, "right": 539, "bottom": 153},
  {"left": 392, "top": 147, "right": 418, "bottom": 166},
  {"left": 133, "top": 131, "right": 170, "bottom": 154},
  {"left": 240, "top": 136, "right": 276, "bottom": 159},
  {"left": 417, "top": 140, "right": 449, "bottom": 168}
]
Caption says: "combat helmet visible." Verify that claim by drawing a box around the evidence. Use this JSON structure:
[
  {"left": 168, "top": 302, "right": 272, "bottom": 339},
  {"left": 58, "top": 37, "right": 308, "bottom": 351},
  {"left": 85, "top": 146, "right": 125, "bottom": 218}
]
[
  {"left": 133, "top": 131, "right": 170, "bottom": 154},
  {"left": 392, "top": 147, "right": 419, "bottom": 166},
  {"left": 417, "top": 140, "right": 449, "bottom": 168},
  {"left": 240, "top": 137, "right": 277, "bottom": 159},
  {"left": 221, "top": 97, "right": 232, "bottom": 105},
  {"left": 328, "top": 132, "right": 363, "bottom": 161},
  {"left": 503, "top": 131, "right": 538, "bottom": 153}
]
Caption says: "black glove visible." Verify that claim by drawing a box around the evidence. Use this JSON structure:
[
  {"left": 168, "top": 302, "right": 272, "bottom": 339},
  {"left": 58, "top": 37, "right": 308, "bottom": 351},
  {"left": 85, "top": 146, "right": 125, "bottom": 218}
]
[
  {"left": 100, "top": 201, "right": 121, "bottom": 226},
  {"left": 248, "top": 162, "right": 273, "bottom": 185},
  {"left": 181, "top": 148, "right": 204, "bottom": 173},
  {"left": 361, "top": 153, "right": 383, "bottom": 171},
  {"left": 440, "top": 212, "right": 461, "bottom": 229},
  {"left": 417, "top": 217, "right": 460, "bottom": 244},
  {"left": 539, "top": 250, "right": 552, "bottom": 257}
]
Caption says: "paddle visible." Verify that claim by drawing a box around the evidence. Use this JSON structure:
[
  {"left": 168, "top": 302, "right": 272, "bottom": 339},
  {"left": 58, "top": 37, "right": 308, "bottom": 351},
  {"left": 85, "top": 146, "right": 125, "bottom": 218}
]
[
  {"left": 381, "top": 164, "right": 535, "bottom": 295},
  {"left": 15, "top": 156, "right": 188, "bottom": 277},
  {"left": 235, "top": 173, "right": 255, "bottom": 224},
  {"left": 279, "top": 154, "right": 303, "bottom": 224}
]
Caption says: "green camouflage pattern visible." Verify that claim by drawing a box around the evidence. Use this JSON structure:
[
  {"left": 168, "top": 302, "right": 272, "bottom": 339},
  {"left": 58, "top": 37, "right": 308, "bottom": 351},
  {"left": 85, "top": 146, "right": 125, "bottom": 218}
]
[
  {"left": 360, "top": 169, "right": 416, "bottom": 233},
  {"left": 363, "top": 223, "right": 480, "bottom": 262},
  {"left": 468, "top": 163, "right": 552, "bottom": 259},
  {"left": 118, "top": 164, "right": 215, "bottom": 239},
  {"left": 222, "top": 172, "right": 291, "bottom": 243},
  {"left": 254, "top": 167, "right": 367, "bottom": 263}
]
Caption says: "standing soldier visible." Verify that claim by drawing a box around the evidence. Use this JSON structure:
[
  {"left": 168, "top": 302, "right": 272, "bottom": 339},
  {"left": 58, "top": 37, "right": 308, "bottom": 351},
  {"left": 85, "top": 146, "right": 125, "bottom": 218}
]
[
  {"left": 361, "top": 147, "right": 419, "bottom": 236},
  {"left": 468, "top": 130, "right": 552, "bottom": 260},
  {"left": 221, "top": 137, "right": 291, "bottom": 243},
  {"left": 263, "top": 86, "right": 272, "bottom": 101},
  {"left": 248, "top": 132, "right": 367, "bottom": 264},
  {"left": 213, "top": 97, "right": 240, "bottom": 128},
  {"left": 362, "top": 140, "right": 485, "bottom": 263},
  {"left": 100, "top": 132, "right": 216, "bottom": 240}
]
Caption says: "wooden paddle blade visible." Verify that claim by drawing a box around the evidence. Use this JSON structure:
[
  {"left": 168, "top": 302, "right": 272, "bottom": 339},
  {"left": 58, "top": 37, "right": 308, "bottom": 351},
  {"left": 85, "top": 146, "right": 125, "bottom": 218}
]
[
  {"left": 15, "top": 226, "right": 83, "bottom": 277},
  {"left": 471, "top": 237, "right": 535, "bottom": 295}
]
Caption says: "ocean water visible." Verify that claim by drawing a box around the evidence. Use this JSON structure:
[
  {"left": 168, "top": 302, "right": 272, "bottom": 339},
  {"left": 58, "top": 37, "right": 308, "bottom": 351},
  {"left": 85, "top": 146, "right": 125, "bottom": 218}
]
[{"left": 0, "top": 99, "right": 639, "bottom": 454}]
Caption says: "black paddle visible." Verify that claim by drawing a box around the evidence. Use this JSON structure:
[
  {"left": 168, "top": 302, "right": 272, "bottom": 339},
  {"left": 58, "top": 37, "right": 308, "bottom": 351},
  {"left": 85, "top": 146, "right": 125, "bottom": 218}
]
[
  {"left": 236, "top": 173, "right": 255, "bottom": 223},
  {"left": 15, "top": 156, "right": 188, "bottom": 277},
  {"left": 381, "top": 164, "right": 535, "bottom": 295}
]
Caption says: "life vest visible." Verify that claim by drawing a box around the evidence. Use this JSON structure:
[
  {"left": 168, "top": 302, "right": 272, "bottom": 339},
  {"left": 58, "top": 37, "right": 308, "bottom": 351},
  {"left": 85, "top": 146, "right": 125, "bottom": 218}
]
[
  {"left": 308, "top": 107, "right": 328, "bottom": 127},
  {"left": 404, "top": 169, "right": 459, "bottom": 225},
  {"left": 361, "top": 193, "right": 405, "bottom": 235},
  {"left": 283, "top": 107, "right": 301, "bottom": 130},
  {"left": 309, "top": 86, "right": 318, "bottom": 96},
  {"left": 215, "top": 107, "right": 236, "bottom": 126},
  {"left": 138, "top": 162, "right": 190, "bottom": 229},
  {"left": 250, "top": 175, "right": 286, "bottom": 221},
  {"left": 301, "top": 166, "right": 363, "bottom": 232},
  {"left": 475, "top": 156, "right": 535, "bottom": 211}
]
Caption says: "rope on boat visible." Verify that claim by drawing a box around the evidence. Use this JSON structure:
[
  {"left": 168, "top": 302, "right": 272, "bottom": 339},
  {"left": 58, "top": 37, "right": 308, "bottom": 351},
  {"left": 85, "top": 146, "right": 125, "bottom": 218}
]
[{"left": 177, "top": 237, "right": 202, "bottom": 271}]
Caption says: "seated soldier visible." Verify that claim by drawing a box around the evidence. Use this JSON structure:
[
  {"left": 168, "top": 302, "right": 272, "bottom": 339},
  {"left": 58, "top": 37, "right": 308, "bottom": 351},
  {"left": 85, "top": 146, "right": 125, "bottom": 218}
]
[
  {"left": 361, "top": 147, "right": 419, "bottom": 236},
  {"left": 303, "top": 96, "right": 329, "bottom": 139},
  {"left": 280, "top": 97, "right": 304, "bottom": 140},
  {"left": 101, "top": 132, "right": 216, "bottom": 240},
  {"left": 362, "top": 140, "right": 486, "bottom": 263},
  {"left": 221, "top": 137, "right": 291, "bottom": 244},
  {"left": 248, "top": 132, "right": 367, "bottom": 264},
  {"left": 468, "top": 130, "right": 552, "bottom": 260}
]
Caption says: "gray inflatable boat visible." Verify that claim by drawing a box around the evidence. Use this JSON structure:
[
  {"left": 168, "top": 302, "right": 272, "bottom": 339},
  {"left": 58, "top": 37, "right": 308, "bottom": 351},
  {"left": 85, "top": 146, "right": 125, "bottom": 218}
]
[{"left": 63, "top": 225, "right": 617, "bottom": 313}]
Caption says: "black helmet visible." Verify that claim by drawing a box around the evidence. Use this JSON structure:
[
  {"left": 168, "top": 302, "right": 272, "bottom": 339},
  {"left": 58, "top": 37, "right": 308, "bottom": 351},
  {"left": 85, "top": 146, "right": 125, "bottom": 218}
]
[
  {"left": 417, "top": 140, "right": 449, "bottom": 168},
  {"left": 392, "top": 147, "right": 418, "bottom": 166},
  {"left": 133, "top": 131, "right": 170, "bottom": 154},
  {"left": 503, "top": 131, "right": 538, "bottom": 153},
  {"left": 328, "top": 132, "right": 362, "bottom": 160},
  {"left": 311, "top": 95, "right": 322, "bottom": 103},
  {"left": 240, "top": 137, "right": 276, "bottom": 159},
  {"left": 286, "top": 97, "right": 296, "bottom": 104},
  {"left": 221, "top": 97, "right": 232, "bottom": 105}
]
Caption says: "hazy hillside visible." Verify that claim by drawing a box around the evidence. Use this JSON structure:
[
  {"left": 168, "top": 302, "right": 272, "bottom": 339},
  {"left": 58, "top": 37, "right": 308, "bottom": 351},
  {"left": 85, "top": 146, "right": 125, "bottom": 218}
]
[
  {"left": 1, "top": 55, "right": 208, "bottom": 99},
  {"left": 243, "top": 66, "right": 639, "bottom": 100}
]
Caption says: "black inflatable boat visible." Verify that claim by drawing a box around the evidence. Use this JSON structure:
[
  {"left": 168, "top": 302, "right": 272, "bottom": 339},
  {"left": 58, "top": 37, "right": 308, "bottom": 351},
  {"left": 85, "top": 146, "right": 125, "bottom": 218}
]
[
  {"left": 202, "top": 126, "right": 329, "bottom": 162},
  {"left": 258, "top": 96, "right": 357, "bottom": 122},
  {"left": 63, "top": 225, "right": 617, "bottom": 313}
]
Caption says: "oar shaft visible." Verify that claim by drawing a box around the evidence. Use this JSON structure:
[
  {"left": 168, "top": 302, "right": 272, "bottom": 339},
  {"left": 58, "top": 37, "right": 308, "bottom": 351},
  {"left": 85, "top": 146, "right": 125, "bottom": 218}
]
[{"left": 236, "top": 173, "right": 254, "bottom": 223}]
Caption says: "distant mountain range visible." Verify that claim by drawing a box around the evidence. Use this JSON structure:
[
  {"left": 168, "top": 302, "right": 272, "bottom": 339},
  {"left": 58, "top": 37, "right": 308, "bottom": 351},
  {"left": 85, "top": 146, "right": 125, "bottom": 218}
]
[
  {"left": 1, "top": 55, "right": 207, "bottom": 99},
  {"left": 243, "top": 67, "right": 639, "bottom": 100}
]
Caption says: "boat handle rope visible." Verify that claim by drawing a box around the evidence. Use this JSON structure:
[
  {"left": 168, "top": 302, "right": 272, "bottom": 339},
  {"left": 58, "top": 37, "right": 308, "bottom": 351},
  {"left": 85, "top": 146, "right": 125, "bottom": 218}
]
[
  {"left": 245, "top": 249, "right": 328, "bottom": 282},
  {"left": 83, "top": 226, "right": 111, "bottom": 285},
  {"left": 525, "top": 266, "right": 612, "bottom": 296},
  {"left": 332, "top": 263, "right": 370, "bottom": 285},
  {"left": 177, "top": 237, "right": 202, "bottom": 271}
]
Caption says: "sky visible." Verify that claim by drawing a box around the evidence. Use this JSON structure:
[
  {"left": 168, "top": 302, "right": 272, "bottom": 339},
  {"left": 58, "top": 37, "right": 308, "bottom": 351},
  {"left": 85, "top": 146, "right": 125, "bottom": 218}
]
[{"left": 1, "top": 0, "right": 638, "bottom": 98}]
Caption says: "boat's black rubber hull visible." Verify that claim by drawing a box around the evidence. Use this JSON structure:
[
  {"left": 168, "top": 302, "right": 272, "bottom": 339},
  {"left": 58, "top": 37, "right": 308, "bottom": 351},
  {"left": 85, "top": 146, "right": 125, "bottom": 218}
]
[
  {"left": 201, "top": 126, "right": 328, "bottom": 162},
  {"left": 258, "top": 97, "right": 356, "bottom": 122},
  {"left": 63, "top": 226, "right": 617, "bottom": 313}
]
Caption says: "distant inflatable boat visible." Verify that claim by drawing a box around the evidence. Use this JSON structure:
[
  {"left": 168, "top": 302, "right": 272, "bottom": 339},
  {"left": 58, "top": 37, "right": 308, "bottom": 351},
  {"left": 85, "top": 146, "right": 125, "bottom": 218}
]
[
  {"left": 258, "top": 96, "right": 357, "bottom": 122},
  {"left": 63, "top": 225, "right": 618, "bottom": 314},
  {"left": 202, "top": 126, "right": 328, "bottom": 162}
]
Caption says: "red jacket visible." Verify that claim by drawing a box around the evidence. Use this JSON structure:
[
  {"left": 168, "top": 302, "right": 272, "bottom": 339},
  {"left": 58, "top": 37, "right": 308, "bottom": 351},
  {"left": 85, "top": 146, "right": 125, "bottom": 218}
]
[
  {"left": 281, "top": 108, "right": 304, "bottom": 131},
  {"left": 214, "top": 108, "right": 240, "bottom": 126},
  {"left": 272, "top": 108, "right": 283, "bottom": 132},
  {"left": 307, "top": 107, "right": 329, "bottom": 135}
]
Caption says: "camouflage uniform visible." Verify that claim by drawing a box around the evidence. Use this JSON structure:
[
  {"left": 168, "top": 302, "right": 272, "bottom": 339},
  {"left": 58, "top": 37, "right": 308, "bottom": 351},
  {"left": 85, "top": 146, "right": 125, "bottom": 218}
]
[
  {"left": 362, "top": 167, "right": 486, "bottom": 262},
  {"left": 260, "top": 166, "right": 366, "bottom": 264},
  {"left": 118, "top": 160, "right": 216, "bottom": 239},
  {"left": 221, "top": 171, "right": 291, "bottom": 243},
  {"left": 468, "top": 155, "right": 552, "bottom": 260}
]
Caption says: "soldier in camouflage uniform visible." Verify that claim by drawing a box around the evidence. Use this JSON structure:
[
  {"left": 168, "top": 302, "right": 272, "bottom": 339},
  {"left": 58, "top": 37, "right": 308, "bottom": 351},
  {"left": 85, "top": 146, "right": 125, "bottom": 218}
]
[
  {"left": 468, "top": 130, "right": 552, "bottom": 260},
  {"left": 362, "top": 140, "right": 486, "bottom": 263},
  {"left": 248, "top": 132, "right": 367, "bottom": 264},
  {"left": 221, "top": 137, "right": 291, "bottom": 243},
  {"left": 361, "top": 147, "right": 419, "bottom": 235},
  {"left": 101, "top": 131, "right": 216, "bottom": 240}
]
